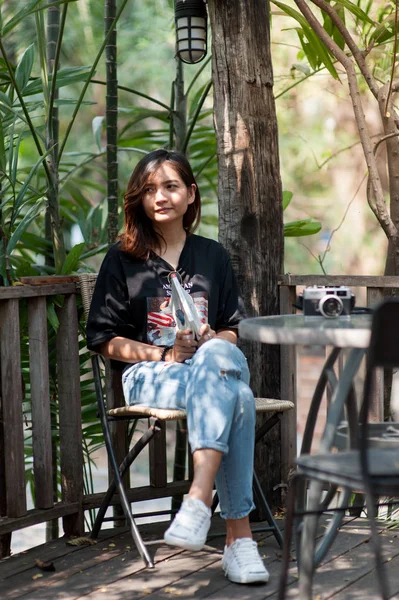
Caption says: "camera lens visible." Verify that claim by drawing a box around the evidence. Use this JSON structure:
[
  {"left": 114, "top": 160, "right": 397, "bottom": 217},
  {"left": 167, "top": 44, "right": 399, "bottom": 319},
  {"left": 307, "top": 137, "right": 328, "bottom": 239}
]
[{"left": 319, "top": 296, "right": 343, "bottom": 318}]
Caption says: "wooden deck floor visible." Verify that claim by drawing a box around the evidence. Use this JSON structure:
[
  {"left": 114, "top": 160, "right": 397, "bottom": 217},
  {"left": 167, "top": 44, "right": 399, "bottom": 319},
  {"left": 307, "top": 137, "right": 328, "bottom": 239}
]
[{"left": 2, "top": 514, "right": 399, "bottom": 599}]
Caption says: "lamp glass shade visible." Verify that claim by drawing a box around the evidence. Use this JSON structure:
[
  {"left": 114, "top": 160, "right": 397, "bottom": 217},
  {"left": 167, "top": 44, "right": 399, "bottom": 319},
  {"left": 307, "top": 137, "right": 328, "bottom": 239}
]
[{"left": 175, "top": 1, "right": 207, "bottom": 64}]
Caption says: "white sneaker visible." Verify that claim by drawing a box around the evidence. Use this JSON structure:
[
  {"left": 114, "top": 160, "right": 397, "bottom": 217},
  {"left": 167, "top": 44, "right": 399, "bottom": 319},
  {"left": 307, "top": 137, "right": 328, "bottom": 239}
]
[
  {"left": 164, "top": 497, "right": 211, "bottom": 551},
  {"left": 222, "top": 538, "right": 270, "bottom": 584}
]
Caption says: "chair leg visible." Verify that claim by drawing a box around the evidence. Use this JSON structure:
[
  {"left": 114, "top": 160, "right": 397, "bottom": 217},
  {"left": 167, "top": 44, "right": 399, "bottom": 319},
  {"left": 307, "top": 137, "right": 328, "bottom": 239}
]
[
  {"left": 255, "top": 412, "right": 281, "bottom": 444},
  {"left": 117, "top": 468, "right": 155, "bottom": 568},
  {"left": 101, "top": 430, "right": 155, "bottom": 567},
  {"left": 92, "top": 356, "right": 155, "bottom": 568},
  {"left": 365, "top": 489, "right": 390, "bottom": 600},
  {"left": 91, "top": 422, "right": 161, "bottom": 540},
  {"left": 211, "top": 491, "right": 219, "bottom": 515},
  {"left": 252, "top": 472, "right": 284, "bottom": 548},
  {"left": 278, "top": 472, "right": 299, "bottom": 600},
  {"left": 298, "top": 480, "right": 323, "bottom": 600}
]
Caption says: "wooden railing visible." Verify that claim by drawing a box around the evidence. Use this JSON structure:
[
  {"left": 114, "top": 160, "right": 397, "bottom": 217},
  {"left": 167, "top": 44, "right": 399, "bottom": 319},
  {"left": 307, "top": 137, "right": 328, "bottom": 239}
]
[
  {"left": 0, "top": 277, "right": 191, "bottom": 558},
  {"left": 0, "top": 279, "right": 83, "bottom": 557},
  {"left": 1, "top": 274, "right": 398, "bottom": 557}
]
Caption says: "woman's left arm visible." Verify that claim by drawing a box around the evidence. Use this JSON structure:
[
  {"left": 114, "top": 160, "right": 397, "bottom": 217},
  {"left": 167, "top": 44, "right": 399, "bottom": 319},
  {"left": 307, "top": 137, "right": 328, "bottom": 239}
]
[
  {"left": 197, "top": 323, "right": 237, "bottom": 346},
  {"left": 215, "top": 328, "right": 237, "bottom": 345}
]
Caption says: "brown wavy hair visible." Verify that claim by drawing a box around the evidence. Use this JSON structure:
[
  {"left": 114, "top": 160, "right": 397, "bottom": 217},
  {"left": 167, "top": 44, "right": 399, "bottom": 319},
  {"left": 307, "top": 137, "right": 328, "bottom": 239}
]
[{"left": 119, "top": 149, "right": 201, "bottom": 259}]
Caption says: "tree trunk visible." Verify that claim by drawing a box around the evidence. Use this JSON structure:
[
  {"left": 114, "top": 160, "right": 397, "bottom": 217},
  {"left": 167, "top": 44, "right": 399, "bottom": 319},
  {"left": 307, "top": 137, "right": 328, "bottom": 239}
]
[
  {"left": 0, "top": 362, "right": 12, "bottom": 557},
  {"left": 207, "top": 0, "right": 284, "bottom": 509},
  {"left": 46, "top": 2, "right": 66, "bottom": 273},
  {"left": 46, "top": 2, "right": 62, "bottom": 542},
  {"left": 171, "top": 60, "right": 188, "bottom": 513},
  {"left": 379, "top": 84, "right": 399, "bottom": 278},
  {"left": 172, "top": 60, "right": 187, "bottom": 152},
  {"left": 105, "top": 0, "right": 119, "bottom": 244}
]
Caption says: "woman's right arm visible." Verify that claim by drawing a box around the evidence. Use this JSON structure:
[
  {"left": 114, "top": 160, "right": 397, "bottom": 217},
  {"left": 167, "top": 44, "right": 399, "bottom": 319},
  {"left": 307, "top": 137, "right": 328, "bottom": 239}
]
[
  {"left": 101, "top": 337, "right": 165, "bottom": 364},
  {"left": 101, "top": 329, "right": 197, "bottom": 364}
]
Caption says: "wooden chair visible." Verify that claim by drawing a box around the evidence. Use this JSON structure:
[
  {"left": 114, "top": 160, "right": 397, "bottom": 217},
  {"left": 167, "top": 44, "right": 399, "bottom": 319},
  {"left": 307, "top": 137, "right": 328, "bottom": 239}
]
[
  {"left": 279, "top": 299, "right": 399, "bottom": 600},
  {"left": 78, "top": 273, "right": 294, "bottom": 568}
]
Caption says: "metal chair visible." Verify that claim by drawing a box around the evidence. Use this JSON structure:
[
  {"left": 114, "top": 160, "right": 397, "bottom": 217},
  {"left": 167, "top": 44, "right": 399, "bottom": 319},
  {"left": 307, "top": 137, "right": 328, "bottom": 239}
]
[
  {"left": 279, "top": 298, "right": 399, "bottom": 600},
  {"left": 78, "top": 273, "right": 294, "bottom": 567}
]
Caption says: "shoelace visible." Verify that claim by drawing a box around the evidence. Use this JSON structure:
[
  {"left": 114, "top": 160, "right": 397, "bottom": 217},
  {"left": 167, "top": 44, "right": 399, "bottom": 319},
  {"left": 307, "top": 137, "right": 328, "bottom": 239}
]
[
  {"left": 177, "top": 503, "right": 209, "bottom": 533},
  {"left": 232, "top": 540, "right": 262, "bottom": 566}
]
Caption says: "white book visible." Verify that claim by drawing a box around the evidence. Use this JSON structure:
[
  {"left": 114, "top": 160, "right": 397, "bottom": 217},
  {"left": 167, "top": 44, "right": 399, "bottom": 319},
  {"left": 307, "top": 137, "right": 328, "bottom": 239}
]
[{"left": 170, "top": 273, "right": 203, "bottom": 340}]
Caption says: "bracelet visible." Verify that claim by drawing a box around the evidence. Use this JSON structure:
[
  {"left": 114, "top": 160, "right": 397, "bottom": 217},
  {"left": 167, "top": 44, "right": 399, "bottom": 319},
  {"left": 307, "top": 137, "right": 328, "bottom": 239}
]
[{"left": 160, "top": 346, "right": 172, "bottom": 361}]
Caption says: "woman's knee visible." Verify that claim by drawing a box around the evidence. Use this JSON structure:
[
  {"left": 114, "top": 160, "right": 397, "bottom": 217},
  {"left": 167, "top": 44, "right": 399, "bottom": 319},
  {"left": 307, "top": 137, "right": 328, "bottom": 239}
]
[
  {"left": 207, "top": 377, "right": 255, "bottom": 427},
  {"left": 194, "top": 338, "right": 249, "bottom": 377},
  {"left": 236, "top": 381, "right": 256, "bottom": 425}
]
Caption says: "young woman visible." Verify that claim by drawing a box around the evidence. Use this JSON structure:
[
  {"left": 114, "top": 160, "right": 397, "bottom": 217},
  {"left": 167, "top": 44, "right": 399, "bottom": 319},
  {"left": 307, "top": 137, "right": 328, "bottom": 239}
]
[{"left": 86, "top": 149, "right": 269, "bottom": 584}]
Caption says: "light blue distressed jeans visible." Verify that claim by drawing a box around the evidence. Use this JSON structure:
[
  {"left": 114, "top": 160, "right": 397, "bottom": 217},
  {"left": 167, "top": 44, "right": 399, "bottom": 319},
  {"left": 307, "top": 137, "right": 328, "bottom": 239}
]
[{"left": 122, "top": 338, "right": 256, "bottom": 520}]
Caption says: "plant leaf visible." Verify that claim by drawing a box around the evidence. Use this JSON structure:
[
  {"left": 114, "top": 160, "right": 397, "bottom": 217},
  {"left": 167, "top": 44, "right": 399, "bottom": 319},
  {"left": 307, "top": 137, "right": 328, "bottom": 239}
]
[
  {"left": 282, "top": 190, "right": 293, "bottom": 210},
  {"left": 13, "top": 146, "right": 54, "bottom": 222},
  {"left": 284, "top": 219, "right": 322, "bottom": 237},
  {"left": 370, "top": 14, "right": 399, "bottom": 45},
  {"left": 60, "top": 242, "right": 86, "bottom": 275},
  {"left": 0, "top": 91, "right": 11, "bottom": 107},
  {"left": 2, "top": 0, "right": 79, "bottom": 37},
  {"left": 333, "top": 0, "right": 374, "bottom": 25},
  {"left": 0, "top": 236, "right": 8, "bottom": 284},
  {"left": 14, "top": 44, "right": 35, "bottom": 94},
  {"left": 23, "top": 65, "right": 94, "bottom": 96},
  {"left": 46, "top": 300, "right": 60, "bottom": 333},
  {"left": 92, "top": 116, "right": 105, "bottom": 152},
  {"left": 7, "top": 199, "right": 45, "bottom": 255},
  {"left": 80, "top": 244, "right": 109, "bottom": 260},
  {"left": 0, "top": 119, "right": 6, "bottom": 173},
  {"left": 273, "top": 1, "right": 340, "bottom": 79}
]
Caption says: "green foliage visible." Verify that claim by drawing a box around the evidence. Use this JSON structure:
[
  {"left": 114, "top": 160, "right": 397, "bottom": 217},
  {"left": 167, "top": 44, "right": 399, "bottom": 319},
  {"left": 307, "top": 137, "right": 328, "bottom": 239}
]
[
  {"left": 273, "top": 0, "right": 398, "bottom": 90},
  {"left": 273, "top": 1, "right": 340, "bottom": 79},
  {"left": 0, "top": 0, "right": 328, "bottom": 536},
  {"left": 283, "top": 189, "right": 322, "bottom": 236},
  {"left": 272, "top": 0, "right": 399, "bottom": 275},
  {"left": 0, "top": 2, "right": 110, "bottom": 284},
  {"left": 59, "top": 241, "right": 85, "bottom": 274},
  {"left": 284, "top": 218, "right": 322, "bottom": 237}
]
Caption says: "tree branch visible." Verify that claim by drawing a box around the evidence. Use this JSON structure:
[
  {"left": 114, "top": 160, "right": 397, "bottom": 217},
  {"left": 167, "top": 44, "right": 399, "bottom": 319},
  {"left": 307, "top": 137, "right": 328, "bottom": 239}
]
[
  {"left": 295, "top": 0, "right": 397, "bottom": 243},
  {"left": 384, "top": 0, "right": 398, "bottom": 117},
  {"left": 309, "top": 0, "right": 379, "bottom": 99},
  {"left": 374, "top": 131, "right": 399, "bottom": 156}
]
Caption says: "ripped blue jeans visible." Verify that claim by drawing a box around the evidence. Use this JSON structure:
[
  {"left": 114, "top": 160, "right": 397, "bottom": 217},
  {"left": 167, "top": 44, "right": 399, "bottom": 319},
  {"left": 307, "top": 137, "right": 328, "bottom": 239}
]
[{"left": 122, "top": 338, "right": 256, "bottom": 520}]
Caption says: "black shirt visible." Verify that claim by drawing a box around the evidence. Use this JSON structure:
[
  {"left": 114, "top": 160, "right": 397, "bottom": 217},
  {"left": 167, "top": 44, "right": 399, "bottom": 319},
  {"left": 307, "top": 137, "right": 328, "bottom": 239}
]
[{"left": 86, "top": 234, "right": 245, "bottom": 362}]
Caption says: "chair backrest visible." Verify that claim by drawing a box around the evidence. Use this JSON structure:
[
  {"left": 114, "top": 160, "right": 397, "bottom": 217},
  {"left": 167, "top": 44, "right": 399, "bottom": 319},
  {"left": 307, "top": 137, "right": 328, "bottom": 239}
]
[
  {"left": 367, "top": 298, "right": 399, "bottom": 370},
  {"left": 361, "top": 298, "right": 399, "bottom": 424},
  {"left": 79, "top": 273, "right": 98, "bottom": 322}
]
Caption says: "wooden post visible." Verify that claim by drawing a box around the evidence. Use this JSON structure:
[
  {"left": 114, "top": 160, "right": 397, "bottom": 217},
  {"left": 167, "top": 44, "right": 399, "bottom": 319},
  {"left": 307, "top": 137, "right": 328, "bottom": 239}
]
[
  {"left": 149, "top": 422, "right": 167, "bottom": 488},
  {"left": 28, "top": 297, "right": 53, "bottom": 509},
  {"left": 279, "top": 284, "right": 297, "bottom": 501},
  {"left": 56, "top": 294, "right": 84, "bottom": 537},
  {"left": 367, "top": 287, "right": 384, "bottom": 421},
  {"left": 0, "top": 348, "right": 11, "bottom": 557},
  {"left": 0, "top": 299, "right": 26, "bottom": 519}
]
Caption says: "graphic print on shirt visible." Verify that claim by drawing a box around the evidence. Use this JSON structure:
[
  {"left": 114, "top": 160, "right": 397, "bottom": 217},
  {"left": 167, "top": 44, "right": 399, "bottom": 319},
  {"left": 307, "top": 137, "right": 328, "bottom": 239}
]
[{"left": 147, "top": 292, "right": 208, "bottom": 346}]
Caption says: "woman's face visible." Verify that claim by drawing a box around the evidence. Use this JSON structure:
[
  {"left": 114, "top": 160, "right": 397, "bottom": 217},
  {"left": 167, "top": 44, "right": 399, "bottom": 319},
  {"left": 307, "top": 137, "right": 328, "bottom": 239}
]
[{"left": 141, "top": 163, "right": 196, "bottom": 229}]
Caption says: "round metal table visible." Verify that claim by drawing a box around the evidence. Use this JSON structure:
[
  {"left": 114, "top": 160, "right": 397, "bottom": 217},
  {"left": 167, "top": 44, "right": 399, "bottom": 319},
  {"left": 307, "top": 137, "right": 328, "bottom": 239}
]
[
  {"left": 239, "top": 314, "right": 372, "bottom": 349},
  {"left": 239, "top": 313, "right": 373, "bottom": 452},
  {"left": 239, "top": 313, "right": 373, "bottom": 567}
]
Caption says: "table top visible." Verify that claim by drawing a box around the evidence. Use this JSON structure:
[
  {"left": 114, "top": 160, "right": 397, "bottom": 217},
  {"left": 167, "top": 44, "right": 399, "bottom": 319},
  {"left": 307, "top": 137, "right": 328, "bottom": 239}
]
[{"left": 238, "top": 314, "right": 373, "bottom": 348}]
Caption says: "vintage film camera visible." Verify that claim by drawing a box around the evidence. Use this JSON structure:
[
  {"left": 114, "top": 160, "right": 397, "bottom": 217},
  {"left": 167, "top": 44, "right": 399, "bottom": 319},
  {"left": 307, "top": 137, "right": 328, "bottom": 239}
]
[{"left": 297, "top": 285, "right": 355, "bottom": 318}]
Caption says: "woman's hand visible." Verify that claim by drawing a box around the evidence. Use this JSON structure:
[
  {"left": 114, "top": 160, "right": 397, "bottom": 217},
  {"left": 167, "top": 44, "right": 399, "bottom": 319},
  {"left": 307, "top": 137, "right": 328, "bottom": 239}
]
[
  {"left": 168, "top": 329, "right": 198, "bottom": 363},
  {"left": 197, "top": 324, "right": 216, "bottom": 348}
]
